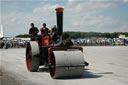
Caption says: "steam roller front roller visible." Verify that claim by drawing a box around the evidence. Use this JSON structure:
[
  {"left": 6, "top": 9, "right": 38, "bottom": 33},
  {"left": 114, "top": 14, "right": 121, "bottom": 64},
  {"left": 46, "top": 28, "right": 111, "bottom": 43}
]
[
  {"left": 49, "top": 50, "right": 85, "bottom": 78},
  {"left": 26, "top": 41, "right": 40, "bottom": 72}
]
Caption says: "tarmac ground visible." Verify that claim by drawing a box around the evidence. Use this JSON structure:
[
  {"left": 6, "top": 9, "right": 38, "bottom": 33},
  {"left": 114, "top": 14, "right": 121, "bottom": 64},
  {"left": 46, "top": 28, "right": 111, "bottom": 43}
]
[{"left": 0, "top": 46, "right": 128, "bottom": 85}]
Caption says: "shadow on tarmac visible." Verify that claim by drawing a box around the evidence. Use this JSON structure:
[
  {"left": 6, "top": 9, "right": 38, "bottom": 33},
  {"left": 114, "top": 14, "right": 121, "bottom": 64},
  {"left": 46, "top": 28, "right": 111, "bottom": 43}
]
[
  {"left": 54, "top": 70, "right": 103, "bottom": 80},
  {"left": 38, "top": 67, "right": 112, "bottom": 80},
  {"left": 81, "top": 70, "right": 103, "bottom": 79},
  {"left": 94, "top": 72, "right": 114, "bottom": 74}
]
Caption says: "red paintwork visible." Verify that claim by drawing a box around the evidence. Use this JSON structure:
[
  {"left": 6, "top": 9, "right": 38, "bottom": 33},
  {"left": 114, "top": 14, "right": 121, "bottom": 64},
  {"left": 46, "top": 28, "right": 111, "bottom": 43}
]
[
  {"left": 26, "top": 50, "right": 32, "bottom": 71},
  {"left": 56, "top": 8, "right": 64, "bottom": 12},
  {"left": 42, "top": 36, "right": 50, "bottom": 46},
  {"left": 26, "top": 57, "right": 31, "bottom": 71}
]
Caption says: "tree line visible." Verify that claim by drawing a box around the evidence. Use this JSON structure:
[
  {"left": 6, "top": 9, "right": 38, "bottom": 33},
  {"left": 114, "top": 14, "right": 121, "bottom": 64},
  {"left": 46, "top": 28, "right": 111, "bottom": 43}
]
[
  {"left": 63, "top": 32, "right": 128, "bottom": 39},
  {"left": 15, "top": 32, "right": 128, "bottom": 39}
]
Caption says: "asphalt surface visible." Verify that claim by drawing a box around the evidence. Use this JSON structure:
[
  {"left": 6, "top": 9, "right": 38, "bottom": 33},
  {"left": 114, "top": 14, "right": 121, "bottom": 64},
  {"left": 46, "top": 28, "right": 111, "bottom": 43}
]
[{"left": 0, "top": 46, "right": 128, "bottom": 85}]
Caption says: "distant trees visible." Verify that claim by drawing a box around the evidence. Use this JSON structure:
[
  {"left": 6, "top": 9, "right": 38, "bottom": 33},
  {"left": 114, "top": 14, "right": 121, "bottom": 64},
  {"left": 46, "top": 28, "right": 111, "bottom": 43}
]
[
  {"left": 15, "top": 34, "right": 30, "bottom": 38},
  {"left": 15, "top": 32, "right": 128, "bottom": 39},
  {"left": 63, "top": 32, "right": 128, "bottom": 39}
]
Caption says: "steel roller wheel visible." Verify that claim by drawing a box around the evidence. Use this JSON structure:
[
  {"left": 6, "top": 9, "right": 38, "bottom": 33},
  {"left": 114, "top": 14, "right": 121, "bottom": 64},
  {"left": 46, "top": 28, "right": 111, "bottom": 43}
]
[
  {"left": 26, "top": 41, "right": 40, "bottom": 72},
  {"left": 49, "top": 50, "right": 85, "bottom": 79}
]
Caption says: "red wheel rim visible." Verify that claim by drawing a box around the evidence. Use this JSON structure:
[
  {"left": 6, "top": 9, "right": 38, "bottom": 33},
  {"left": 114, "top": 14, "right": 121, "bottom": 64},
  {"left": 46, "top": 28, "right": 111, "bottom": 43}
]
[
  {"left": 51, "top": 67, "right": 56, "bottom": 73},
  {"left": 50, "top": 64, "right": 56, "bottom": 77},
  {"left": 50, "top": 52, "right": 56, "bottom": 77},
  {"left": 26, "top": 49, "right": 32, "bottom": 71}
]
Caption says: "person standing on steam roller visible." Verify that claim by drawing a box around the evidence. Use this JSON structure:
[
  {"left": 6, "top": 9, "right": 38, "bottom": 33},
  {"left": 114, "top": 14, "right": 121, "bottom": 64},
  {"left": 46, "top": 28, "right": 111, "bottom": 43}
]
[
  {"left": 29, "top": 23, "right": 39, "bottom": 41},
  {"left": 40, "top": 23, "right": 50, "bottom": 36}
]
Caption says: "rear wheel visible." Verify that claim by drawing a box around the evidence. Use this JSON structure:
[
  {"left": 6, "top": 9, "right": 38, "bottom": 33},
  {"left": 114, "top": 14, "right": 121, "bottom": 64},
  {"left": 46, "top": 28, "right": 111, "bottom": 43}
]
[
  {"left": 26, "top": 49, "right": 32, "bottom": 70},
  {"left": 26, "top": 41, "right": 40, "bottom": 72}
]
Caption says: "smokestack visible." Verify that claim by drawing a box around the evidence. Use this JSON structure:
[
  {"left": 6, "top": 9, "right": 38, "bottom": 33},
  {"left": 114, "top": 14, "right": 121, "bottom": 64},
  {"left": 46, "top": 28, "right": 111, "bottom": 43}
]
[{"left": 55, "top": 8, "right": 64, "bottom": 36}]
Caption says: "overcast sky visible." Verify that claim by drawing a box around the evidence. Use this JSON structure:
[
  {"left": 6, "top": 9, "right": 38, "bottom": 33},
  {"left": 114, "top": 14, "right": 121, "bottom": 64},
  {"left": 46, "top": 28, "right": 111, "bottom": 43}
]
[{"left": 0, "top": 0, "right": 128, "bottom": 37}]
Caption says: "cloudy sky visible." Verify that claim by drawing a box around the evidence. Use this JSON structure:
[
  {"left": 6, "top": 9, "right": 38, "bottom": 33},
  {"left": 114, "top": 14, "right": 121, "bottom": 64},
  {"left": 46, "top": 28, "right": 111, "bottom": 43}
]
[{"left": 0, "top": 0, "right": 128, "bottom": 37}]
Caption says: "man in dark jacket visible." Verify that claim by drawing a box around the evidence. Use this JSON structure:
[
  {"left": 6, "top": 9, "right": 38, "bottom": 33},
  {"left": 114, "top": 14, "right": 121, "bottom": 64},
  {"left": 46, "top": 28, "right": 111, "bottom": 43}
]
[{"left": 29, "top": 23, "right": 39, "bottom": 41}]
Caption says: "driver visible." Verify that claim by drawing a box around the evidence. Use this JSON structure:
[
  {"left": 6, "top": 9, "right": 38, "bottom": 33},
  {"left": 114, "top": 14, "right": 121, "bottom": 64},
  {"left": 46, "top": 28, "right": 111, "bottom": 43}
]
[{"left": 29, "top": 23, "right": 39, "bottom": 41}]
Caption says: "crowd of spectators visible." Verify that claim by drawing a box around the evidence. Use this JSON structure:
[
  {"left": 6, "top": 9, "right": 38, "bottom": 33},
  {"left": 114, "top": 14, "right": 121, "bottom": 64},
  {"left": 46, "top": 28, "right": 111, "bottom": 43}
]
[
  {"left": 72, "top": 38, "right": 127, "bottom": 46},
  {"left": 0, "top": 40, "right": 28, "bottom": 49},
  {"left": 0, "top": 38, "right": 127, "bottom": 49}
]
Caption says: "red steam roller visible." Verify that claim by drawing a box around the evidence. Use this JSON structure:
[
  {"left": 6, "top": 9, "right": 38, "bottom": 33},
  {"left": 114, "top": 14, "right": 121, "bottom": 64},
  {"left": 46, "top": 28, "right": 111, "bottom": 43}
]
[{"left": 26, "top": 8, "right": 88, "bottom": 79}]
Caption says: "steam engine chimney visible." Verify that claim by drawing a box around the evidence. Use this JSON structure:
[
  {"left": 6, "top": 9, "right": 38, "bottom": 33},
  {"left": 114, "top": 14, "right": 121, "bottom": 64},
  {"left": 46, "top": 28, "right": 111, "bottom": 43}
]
[{"left": 55, "top": 8, "right": 64, "bottom": 36}]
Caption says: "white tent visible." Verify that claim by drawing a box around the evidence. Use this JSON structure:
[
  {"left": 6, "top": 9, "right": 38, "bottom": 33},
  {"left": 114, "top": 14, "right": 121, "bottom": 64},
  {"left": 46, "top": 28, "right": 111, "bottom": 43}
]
[{"left": 0, "top": 24, "right": 3, "bottom": 38}]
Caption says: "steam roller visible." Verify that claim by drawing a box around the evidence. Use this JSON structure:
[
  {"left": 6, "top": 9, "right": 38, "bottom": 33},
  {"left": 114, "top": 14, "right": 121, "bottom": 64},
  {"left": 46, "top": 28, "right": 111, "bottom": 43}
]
[{"left": 26, "top": 8, "right": 88, "bottom": 78}]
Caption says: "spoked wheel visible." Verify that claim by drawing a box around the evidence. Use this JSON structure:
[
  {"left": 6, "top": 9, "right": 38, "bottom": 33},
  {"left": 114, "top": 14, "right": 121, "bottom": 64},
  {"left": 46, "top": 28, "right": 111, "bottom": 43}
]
[{"left": 26, "top": 41, "right": 40, "bottom": 72}]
